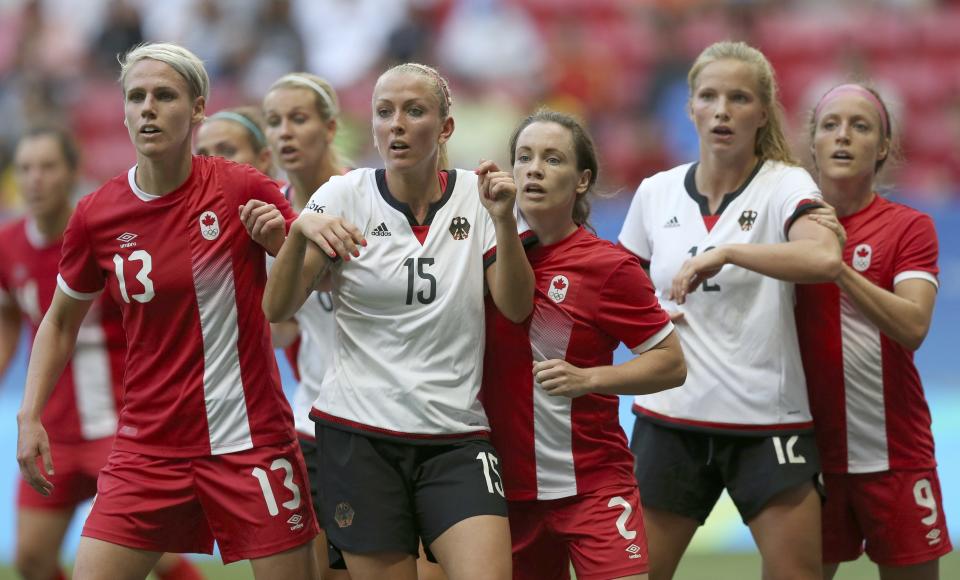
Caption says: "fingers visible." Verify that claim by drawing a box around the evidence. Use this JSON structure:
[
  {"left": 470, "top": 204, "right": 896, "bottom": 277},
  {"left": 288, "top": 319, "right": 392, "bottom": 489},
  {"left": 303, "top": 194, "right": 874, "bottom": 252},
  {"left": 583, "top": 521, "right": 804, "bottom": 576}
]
[
  {"left": 474, "top": 159, "right": 501, "bottom": 176},
  {"left": 18, "top": 451, "right": 53, "bottom": 496},
  {"left": 667, "top": 310, "right": 685, "bottom": 323},
  {"left": 238, "top": 200, "right": 267, "bottom": 226}
]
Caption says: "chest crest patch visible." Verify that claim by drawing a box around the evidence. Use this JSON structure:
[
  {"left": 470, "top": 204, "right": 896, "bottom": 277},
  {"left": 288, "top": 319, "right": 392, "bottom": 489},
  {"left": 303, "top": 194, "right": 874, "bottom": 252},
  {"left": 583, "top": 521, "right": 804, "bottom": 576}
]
[
  {"left": 199, "top": 211, "right": 220, "bottom": 241},
  {"left": 738, "top": 210, "right": 758, "bottom": 231},
  {"left": 852, "top": 243, "right": 872, "bottom": 272},
  {"left": 548, "top": 275, "right": 569, "bottom": 304},
  {"left": 449, "top": 216, "right": 470, "bottom": 240}
]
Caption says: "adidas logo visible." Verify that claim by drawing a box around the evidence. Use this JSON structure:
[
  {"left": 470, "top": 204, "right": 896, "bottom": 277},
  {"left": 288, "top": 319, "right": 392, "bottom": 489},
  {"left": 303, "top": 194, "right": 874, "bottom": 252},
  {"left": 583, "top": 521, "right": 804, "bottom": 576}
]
[
  {"left": 664, "top": 216, "right": 680, "bottom": 228},
  {"left": 371, "top": 222, "right": 391, "bottom": 237}
]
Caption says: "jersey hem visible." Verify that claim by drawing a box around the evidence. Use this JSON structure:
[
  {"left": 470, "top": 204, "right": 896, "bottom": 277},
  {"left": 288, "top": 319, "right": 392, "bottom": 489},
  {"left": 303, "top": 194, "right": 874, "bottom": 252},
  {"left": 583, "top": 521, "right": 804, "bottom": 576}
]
[
  {"left": 56, "top": 274, "right": 102, "bottom": 300},
  {"left": 310, "top": 408, "right": 490, "bottom": 444},
  {"left": 633, "top": 405, "right": 814, "bottom": 435},
  {"left": 630, "top": 322, "right": 674, "bottom": 354},
  {"left": 112, "top": 431, "right": 294, "bottom": 459},
  {"left": 893, "top": 270, "right": 939, "bottom": 289}
]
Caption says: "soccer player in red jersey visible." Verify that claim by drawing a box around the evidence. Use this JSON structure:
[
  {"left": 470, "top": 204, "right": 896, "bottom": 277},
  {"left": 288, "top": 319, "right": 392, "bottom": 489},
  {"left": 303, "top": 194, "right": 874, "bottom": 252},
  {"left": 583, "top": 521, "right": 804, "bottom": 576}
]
[
  {"left": 15, "top": 43, "right": 318, "bottom": 580},
  {"left": 799, "top": 84, "right": 951, "bottom": 580},
  {"left": 2, "top": 127, "right": 202, "bottom": 580},
  {"left": 264, "top": 63, "right": 534, "bottom": 580},
  {"left": 482, "top": 110, "right": 686, "bottom": 580},
  {"left": 618, "top": 42, "right": 842, "bottom": 580}
]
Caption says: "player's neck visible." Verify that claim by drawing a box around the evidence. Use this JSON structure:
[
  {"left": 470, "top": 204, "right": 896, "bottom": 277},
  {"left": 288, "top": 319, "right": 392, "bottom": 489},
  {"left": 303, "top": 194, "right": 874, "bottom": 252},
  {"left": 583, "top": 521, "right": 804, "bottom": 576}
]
[
  {"left": 289, "top": 161, "right": 340, "bottom": 211},
  {"left": 820, "top": 177, "right": 875, "bottom": 218},
  {"left": 528, "top": 214, "right": 577, "bottom": 247},
  {"left": 696, "top": 152, "right": 759, "bottom": 210},
  {"left": 385, "top": 165, "right": 443, "bottom": 223},
  {"left": 33, "top": 205, "right": 72, "bottom": 241},
  {"left": 135, "top": 153, "right": 193, "bottom": 196}
]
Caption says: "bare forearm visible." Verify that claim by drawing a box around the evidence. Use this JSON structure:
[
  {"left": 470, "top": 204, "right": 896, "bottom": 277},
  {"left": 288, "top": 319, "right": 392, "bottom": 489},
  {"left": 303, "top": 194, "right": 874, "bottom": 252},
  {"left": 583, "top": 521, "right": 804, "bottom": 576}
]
[
  {"left": 488, "top": 216, "right": 534, "bottom": 322},
  {"left": 0, "top": 309, "right": 20, "bottom": 379},
  {"left": 723, "top": 238, "right": 841, "bottom": 283},
  {"left": 588, "top": 334, "right": 686, "bottom": 396},
  {"left": 836, "top": 265, "right": 932, "bottom": 350},
  {"left": 18, "top": 317, "right": 77, "bottom": 422},
  {"left": 263, "top": 223, "right": 327, "bottom": 322}
]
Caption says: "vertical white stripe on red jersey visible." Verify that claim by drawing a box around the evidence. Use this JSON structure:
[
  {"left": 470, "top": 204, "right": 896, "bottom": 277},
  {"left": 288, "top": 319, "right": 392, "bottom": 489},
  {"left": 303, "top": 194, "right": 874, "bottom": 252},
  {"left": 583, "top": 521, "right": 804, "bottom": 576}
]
[
  {"left": 529, "top": 302, "right": 576, "bottom": 499},
  {"left": 192, "top": 250, "right": 253, "bottom": 454},
  {"left": 72, "top": 306, "right": 118, "bottom": 440},
  {"left": 840, "top": 294, "right": 889, "bottom": 472}
]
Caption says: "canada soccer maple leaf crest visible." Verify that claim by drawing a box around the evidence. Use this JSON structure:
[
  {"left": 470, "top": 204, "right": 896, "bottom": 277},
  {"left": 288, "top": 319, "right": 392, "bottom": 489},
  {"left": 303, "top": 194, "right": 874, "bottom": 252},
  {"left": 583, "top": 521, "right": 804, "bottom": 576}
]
[
  {"left": 857, "top": 247, "right": 869, "bottom": 257},
  {"left": 852, "top": 243, "right": 872, "bottom": 272},
  {"left": 548, "top": 275, "right": 569, "bottom": 303},
  {"left": 198, "top": 211, "right": 220, "bottom": 241},
  {"left": 553, "top": 278, "right": 567, "bottom": 290}
]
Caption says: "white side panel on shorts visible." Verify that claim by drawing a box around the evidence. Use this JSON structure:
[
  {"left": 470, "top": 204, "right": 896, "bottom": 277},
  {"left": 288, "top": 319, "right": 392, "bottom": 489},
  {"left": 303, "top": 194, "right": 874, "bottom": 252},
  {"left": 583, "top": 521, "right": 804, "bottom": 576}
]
[
  {"left": 529, "top": 302, "right": 576, "bottom": 500},
  {"left": 840, "top": 293, "right": 889, "bottom": 472},
  {"left": 192, "top": 249, "right": 253, "bottom": 454},
  {"left": 72, "top": 304, "right": 118, "bottom": 440}
]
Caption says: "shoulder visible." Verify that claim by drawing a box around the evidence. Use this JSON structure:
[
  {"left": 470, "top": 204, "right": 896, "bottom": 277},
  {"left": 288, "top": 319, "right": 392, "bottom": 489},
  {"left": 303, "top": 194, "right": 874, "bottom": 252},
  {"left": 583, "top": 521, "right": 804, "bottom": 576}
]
[
  {"left": 760, "top": 161, "right": 817, "bottom": 190},
  {"left": 80, "top": 172, "right": 131, "bottom": 212},
  {"left": 572, "top": 230, "right": 640, "bottom": 272},
  {"left": 877, "top": 196, "right": 937, "bottom": 237}
]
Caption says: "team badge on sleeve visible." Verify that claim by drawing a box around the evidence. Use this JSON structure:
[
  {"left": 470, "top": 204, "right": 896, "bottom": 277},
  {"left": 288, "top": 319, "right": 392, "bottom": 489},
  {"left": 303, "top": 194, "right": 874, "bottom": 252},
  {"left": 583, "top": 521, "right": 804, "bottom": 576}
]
[
  {"left": 198, "top": 211, "right": 220, "bottom": 241},
  {"left": 449, "top": 216, "right": 470, "bottom": 240},
  {"left": 852, "top": 243, "right": 872, "bottom": 271},
  {"left": 738, "top": 210, "right": 758, "bottom": 231},
  {"left": 548, "top": 275, "right": 569, "bottom": 303}
]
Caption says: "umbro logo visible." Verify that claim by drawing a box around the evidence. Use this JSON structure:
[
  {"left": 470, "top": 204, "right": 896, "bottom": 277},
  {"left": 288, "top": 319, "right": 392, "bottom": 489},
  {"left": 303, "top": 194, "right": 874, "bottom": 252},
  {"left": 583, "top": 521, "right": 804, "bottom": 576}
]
[
  {"left": 926, "top": 528, "right": 942, "bottom": 545},
  {"left": 117, "top": 232, "right": 138, "bottom": 248},
  {"left": 287, "top": 513, "right": 305, "bottom": 531},
  {"left": 664, "top": 216, "right": 680, "bottom": 228},
  {"left": 625, "top": 544, "right": 643, "bottom": 559},
  {"left": 371, "top": 222, "right": 391, "bottom": 237}
]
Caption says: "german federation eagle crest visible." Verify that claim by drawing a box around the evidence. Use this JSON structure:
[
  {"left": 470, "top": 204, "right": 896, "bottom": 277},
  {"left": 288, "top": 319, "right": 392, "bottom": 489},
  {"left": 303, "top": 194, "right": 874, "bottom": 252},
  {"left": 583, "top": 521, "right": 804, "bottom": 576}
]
[
  {"left": 738, "top": 210, "right": 758, "bottom": 231},
  {"left": 449, "top": 216, "right": 470, "bottom": 240}
]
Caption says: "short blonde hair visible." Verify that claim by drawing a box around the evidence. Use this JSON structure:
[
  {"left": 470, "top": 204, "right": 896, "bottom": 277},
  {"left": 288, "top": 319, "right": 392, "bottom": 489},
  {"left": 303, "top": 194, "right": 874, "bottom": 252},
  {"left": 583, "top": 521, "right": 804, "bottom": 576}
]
[
  {"left": 688, "top": 41, "right": 795, "bottom": 165},
  {"left": 119, "top": 42, "right": 209, "bottom": 101}
]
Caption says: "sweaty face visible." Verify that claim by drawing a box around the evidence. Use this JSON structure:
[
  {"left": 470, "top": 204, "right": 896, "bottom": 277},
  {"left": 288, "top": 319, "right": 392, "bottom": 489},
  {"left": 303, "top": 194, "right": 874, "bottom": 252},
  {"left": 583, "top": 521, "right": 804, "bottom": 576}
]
[
  {"left": 263, "top": 87, "right": 332, "bottom": 176},
  {"left": 813, "top": 92, "right": 888, "bottom": 185},
  {"left": 123, "top": 59, "right": 205, "bottom": 159},
  {"left": 14, "top": 134, "right": 75, "bottom": 220},
  {"left": 690, "top": 59, "right": 768, "bottom": 160},
  {"left": 371, "top": 71, "right": 451, "bottom": 172},
  {"left": 513, "top": 121, "right": 590, "bottom": 223},
  {"left": 195, "top": 119, "right": 265, "bottom": 172}
]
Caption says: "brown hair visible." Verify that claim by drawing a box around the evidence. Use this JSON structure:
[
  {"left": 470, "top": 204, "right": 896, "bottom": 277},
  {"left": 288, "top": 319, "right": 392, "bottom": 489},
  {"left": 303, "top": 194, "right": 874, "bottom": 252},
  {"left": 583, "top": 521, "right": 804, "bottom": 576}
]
[
  {"left": 688, "top": 41, "right": 795, "bottom": 165},
  {"left": 509, "top": 109, "right": 599, "bottom": 230},
  {"left": 376, "top": 63, "right": 453, "bottom": 169},
  {"left": 19, "top": 125, "right": 80, "bottom": 171}
]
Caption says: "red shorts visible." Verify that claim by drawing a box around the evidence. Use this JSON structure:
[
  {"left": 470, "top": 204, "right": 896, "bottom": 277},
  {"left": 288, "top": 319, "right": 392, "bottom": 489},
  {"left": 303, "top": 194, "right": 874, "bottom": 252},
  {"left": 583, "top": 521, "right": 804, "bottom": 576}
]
[
  {"left": 82, "top": 440, "right": 319, "bottom": 564},
  {"left": 822, "top": 469, "right": 952, "bottom": 566},
  {"left": 508, "top": 484, "right": 648, "bottom": 580},
  {"left": 17, "top": 437, "right": 113, "bottom": 511}
]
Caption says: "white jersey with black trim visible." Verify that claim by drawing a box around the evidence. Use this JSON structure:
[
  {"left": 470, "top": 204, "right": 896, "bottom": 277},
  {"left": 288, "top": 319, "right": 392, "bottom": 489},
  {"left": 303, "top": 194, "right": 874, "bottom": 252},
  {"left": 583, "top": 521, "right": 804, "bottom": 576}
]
[
  {"left": 306, "top": 168, "right": 506, "bottom": 440},
  {"left": 619, "top": 160, "right": 822, "bottom": 434}
]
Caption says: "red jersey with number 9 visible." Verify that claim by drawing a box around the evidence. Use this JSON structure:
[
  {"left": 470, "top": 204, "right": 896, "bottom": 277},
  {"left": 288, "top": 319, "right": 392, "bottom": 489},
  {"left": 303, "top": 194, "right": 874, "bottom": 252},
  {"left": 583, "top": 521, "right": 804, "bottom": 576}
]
[{"left": 57, "top": 155, "right": 297, "bottom": 457}]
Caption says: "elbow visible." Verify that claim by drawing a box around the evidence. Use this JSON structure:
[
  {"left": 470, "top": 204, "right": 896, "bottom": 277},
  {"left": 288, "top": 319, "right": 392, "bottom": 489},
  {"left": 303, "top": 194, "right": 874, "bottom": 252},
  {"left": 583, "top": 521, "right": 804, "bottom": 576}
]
[
  {"left": 503, "top": 302, "right": 533, "bottom": 324},
  {"left": 665, "top": 352, "right": 687, "bottom": 389},
  {"left": 900, "top": 325, "right": 929, "bottom": 352},
  {"left": 819, "top": 252, "right": 843, "bottom": 282},
  {"left": 262, "top": 293, "right": 285, "bottom": 324}
]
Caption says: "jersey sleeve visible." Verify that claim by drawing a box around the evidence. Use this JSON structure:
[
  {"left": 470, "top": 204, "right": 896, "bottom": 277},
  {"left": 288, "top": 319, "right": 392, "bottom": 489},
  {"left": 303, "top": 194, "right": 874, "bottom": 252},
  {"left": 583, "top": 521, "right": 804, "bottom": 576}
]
[
  {"left": 241, "top": 164, "right": 297, "bottom": 230},
  {"left": 774, "top": 167, "right": 823, "bottom": 240},
  {"left": 482, "top": 205, "right": 538, "bottom": 269},
  {"left": 893, "top": 213, "right": 939, "bottom": 289},
  {"left": 618, "top": 181, "right": 652, "bottom": 264},
  {"left": 57, "top": 202, "right": 105, "bottom": 300},
  {"left": 596, "top": 256, "right": 673, "bottom": 353}
]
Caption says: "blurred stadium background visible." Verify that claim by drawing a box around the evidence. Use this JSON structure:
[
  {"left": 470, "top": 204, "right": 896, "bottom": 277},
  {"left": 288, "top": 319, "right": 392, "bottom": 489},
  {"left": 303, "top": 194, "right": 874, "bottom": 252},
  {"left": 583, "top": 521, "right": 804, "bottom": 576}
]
[{"left": 0, "top": 0, "right": 957, "bottom": 576}]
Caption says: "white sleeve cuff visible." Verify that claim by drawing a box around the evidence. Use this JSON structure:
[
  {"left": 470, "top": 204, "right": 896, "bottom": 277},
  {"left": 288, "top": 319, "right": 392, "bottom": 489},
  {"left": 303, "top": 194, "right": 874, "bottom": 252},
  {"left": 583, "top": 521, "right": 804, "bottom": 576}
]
[
  {"left": 57, "top": 274, "right": 102, "bottom": 301},
  {"left": 630, "top": 321, "right": 675, "bottom": 355},
  {"left": 893, "top": 270, "right": 939, "bottom": 291}
]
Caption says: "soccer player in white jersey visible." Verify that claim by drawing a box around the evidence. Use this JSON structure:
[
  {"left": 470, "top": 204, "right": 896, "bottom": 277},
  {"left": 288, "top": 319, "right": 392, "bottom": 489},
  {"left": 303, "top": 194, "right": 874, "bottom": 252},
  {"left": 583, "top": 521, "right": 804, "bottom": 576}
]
[
  {"left": 483, "top": 110, "right": 686, "bottom": 580},
  {"left": 617, "top": 41, "right": 842, "bottom": 580},
  {"left": 799, "top": 84, "right": 951, "bottom": 580},
  {"left": 2, "top": 127, "right": 202, "bottom": 580},
  {"left": 15, "top": 43, "right": 319, "bottom": 580},
  {"left": 264, "top": 63, "right": 534, "bottom": 580}
]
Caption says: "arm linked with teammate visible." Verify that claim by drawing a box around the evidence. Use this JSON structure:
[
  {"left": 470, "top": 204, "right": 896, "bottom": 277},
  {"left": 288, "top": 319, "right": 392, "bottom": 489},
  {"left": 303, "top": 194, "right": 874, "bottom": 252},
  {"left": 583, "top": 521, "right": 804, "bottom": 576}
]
[
  {"left": 16, "top": 289, "right": 92, "bottom": 495},
  {"left": 836, "top": 269, "right": 936, "bottom": 351},
  {"left": 477, "top": 160, "right": 534, "bottom": 323},
  {"left": 670, "top": 216, "right": 842, "bottom": 304}
]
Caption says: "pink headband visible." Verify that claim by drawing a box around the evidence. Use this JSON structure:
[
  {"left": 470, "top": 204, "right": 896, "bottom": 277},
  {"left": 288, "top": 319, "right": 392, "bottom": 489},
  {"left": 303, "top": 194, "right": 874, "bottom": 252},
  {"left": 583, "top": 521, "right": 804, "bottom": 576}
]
[{"left": 814, "top": 84, "right": 889, "bottom": 136}]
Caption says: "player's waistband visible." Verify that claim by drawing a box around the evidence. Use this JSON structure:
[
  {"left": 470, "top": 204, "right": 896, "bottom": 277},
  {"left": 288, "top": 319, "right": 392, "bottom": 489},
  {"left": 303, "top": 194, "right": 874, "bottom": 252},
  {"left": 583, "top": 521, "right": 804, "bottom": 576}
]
[
  {"left": 310, "top": 408, "right": 491, "bottom": 445},
  {"left": 633, "top": 405, "right": 814, "bottom": 437}
]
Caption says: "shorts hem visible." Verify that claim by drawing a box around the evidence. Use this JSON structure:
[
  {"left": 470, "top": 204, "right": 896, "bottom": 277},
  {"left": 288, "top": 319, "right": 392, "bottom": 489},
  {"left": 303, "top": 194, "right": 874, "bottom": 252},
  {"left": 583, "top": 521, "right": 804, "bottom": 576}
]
[
  {"left": 17, "top": 497, "right": 87, "bottom": 511},
  {"left": 422, "top": 512, "right": 509, "bottom": 547},
  {"left": 220, "top": 528, "right": 319, "bottom": 565},
  {"left": 81, "top": 526, "right": 212, "bottom": 556},
  {"left": 866, "top": 542, "right": 954, "bottom": 567},
  {"left": 574, "top": 565, "right": 650, "bottom": 580},
  {"left": 739, "top": 472, "right": 819, "bottom": 524}
]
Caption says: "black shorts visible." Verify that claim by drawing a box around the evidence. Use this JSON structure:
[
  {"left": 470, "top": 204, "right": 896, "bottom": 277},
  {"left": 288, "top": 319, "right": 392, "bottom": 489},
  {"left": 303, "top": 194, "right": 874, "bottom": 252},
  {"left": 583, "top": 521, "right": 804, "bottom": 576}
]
[
  {"left": 631, "top": 417, "right": 821, "bottom": 524},
  {"left": 315, "top": 424, "right": 508, "bottom": 566},
  {"left": 297, "top": 437, "right": 322, "bottom": 520}
]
